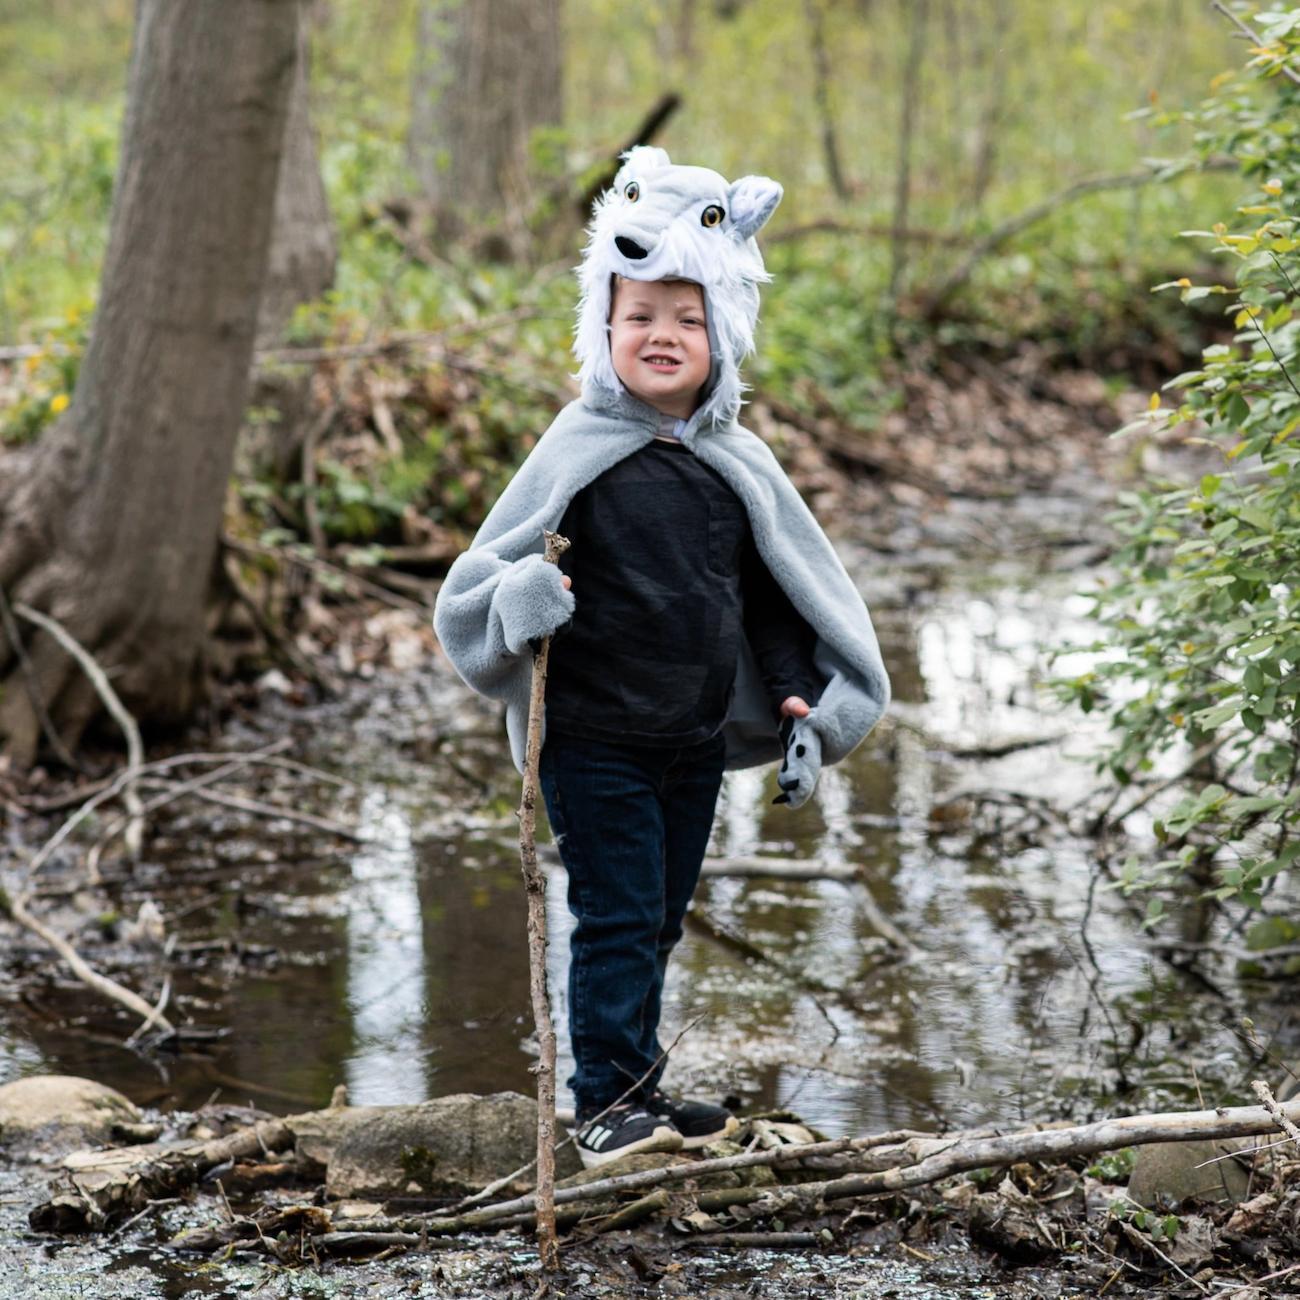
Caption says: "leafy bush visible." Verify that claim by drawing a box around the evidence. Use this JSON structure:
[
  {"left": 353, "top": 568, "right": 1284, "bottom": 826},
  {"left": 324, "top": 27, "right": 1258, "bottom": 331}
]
[{"left": 1052, "top": 8, "right": 1300, "bottom": 929}]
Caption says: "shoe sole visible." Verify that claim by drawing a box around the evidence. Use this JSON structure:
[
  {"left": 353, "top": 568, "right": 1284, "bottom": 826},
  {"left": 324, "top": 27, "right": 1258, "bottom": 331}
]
[
  {"left": 576, "top": 1123, "right": 682, "bottom": 1169},
  {"left": 676, "top": 1114, "right": 740, "bottom": 1150}
]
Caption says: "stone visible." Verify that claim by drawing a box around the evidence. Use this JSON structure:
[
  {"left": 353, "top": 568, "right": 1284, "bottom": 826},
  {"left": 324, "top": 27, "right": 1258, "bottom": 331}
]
[
  {"left": 320, "top": 1092, "right": 582, "bottom": 1199},
  {"left": 0, "top": 1075, "right": 148, "bottom": 1161},
  {"left": 1126, "top": 1138, "right": 1255, "bottom": 1208}
]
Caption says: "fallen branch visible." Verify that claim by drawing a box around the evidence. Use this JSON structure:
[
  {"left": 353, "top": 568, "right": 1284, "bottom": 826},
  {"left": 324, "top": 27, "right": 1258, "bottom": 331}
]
[
  {"left": 14, "top": 600, "right": 146, "bottom": 857},
  {"left": 135, "top": 776, "right": 366, "bottom": 842},
  {"left": 223, "top": 535, "right": 432, "bottom": 615},
  {"left": 340, "top": 1094, "right": 1300, "bottom": 1238},
  {"left": 87, "top": 739, "right": 294, "bottom": 885},
  {"left": 777, "top": 1090, "right": 1300, "bottom": 1210},
  {"left": 30, "top": 1117, "right": 295, "bottom": 1232},
  {"left": 578, "top": 93, "right": 682, "bottom": 213},
  {"left": 1252, "top": 1080, "right": 1300, "bottom": 1153},
  {"left": 0, "top": 585, "right": 82, "bottom": 772},
  {"left": 919, "top": 162, "right": 1233, "bottom": 318},
  {"left": 342, "top": 1129, "right": 931, "bottom": 1236},
  {"left": 673, "top": 1230, "right": 825, "bottom": 1249},
  {"left": 0, "top": 889, "right": 176, "bottom": 1039}
]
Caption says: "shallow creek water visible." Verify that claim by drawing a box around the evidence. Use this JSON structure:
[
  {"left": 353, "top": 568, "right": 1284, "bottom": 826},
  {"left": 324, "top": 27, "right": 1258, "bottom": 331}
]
[
  {"left": 4, "top": 470, "right": 1286, "bottom": 1139},
  {"left": 2, "top": 463, "right": 1295, "bottom": 1299}
]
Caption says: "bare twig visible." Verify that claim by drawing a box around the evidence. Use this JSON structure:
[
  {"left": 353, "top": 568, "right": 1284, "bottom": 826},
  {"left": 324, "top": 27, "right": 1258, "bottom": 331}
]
[
  {"left": 299, "top": 399, "right": 337, "bottom": 556},
  {"left": 0, "top": 891, "right": 175, "bottom": 1037},
  {"left": 517, "top": 528, "right": 570, "bottom": 1273},
  {"left": 921, "top": 168, "right": 1182, "bottom": 317},
  {"left": 135, "top": 776, "right": 365, "bottom": 842},
  {"left": 223, "top": 534, "right": 431, "bottom": 615},
  {"left": 124, "top": 976, "right": 172, "bottom": 1049},
  {"left": 0, "top": 585, "right": 82, "bottom": 772},
  {"left": 1251, "top": 1079, "right": 1300, "bottom": 1153},
  {"left": 14, "top": 601, "right": 145, "bottom": 857},
  {"left": 1210, "top": 1, "right": 1300, "bottom": 86}
]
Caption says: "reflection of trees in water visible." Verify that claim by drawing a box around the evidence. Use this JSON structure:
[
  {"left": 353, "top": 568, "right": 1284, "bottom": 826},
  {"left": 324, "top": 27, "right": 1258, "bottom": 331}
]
[
  {"left": 416, "top": 843, "right": 534, "bottom": 1099},
  {"left": 338, "top": 793, "right": 430, "bottom": 1105},
  {"left": 219, "top": 902, "right": 354, "bottom": 1110}
]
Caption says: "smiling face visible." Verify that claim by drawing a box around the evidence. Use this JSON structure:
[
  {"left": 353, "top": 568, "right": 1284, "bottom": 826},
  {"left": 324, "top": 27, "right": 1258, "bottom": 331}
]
[{"left": 608, "top": 276, "right": 712, "bottom": 420}]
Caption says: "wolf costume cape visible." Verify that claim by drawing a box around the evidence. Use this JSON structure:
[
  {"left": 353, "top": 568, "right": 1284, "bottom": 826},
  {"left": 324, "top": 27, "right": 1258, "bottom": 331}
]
[{"left": 433, "top": 147, "right": 890, "bottom": 807}]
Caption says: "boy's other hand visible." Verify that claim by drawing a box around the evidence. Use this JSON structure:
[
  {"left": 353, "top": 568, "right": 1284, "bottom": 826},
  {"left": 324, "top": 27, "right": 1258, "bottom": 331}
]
[
  {"left": 779, "top": 696, "right": 809, "bottom": 718},
  {"left": 562, "top": 576, "right": 572, "bottom": 589}
]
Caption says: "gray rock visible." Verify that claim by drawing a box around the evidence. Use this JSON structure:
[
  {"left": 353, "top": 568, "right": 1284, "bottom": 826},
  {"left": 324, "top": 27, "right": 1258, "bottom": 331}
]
[
  {"left": 322, "top": 1092, "right": 581, "bottom": 1199},
  {"left": 1126, "top": 1138, "right": 1255, "bottom": 1208},
  {"left": 0, "top": 1076, "right": 147, "bottom": 1160}
]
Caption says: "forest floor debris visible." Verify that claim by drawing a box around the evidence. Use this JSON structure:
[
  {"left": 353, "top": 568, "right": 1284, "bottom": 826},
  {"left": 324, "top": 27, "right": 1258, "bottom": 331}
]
[{"left": 3, "top": 1086, "right": 1300, "bottom": 1297}]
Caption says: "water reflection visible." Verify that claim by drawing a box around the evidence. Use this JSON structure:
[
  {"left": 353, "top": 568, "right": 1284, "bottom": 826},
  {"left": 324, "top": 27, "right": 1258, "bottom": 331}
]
[
  {"left": 0, "top": 530, "right": 1276, "bottom": 1136},
  {"left": 344, "top": 791, "right": 427, "bottom": 1103}
]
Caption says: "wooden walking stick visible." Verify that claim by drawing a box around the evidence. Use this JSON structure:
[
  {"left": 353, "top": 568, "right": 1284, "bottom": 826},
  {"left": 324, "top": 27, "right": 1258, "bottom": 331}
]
[{"left": 517, "top": 528, "right": 570, "bottom": 1273}]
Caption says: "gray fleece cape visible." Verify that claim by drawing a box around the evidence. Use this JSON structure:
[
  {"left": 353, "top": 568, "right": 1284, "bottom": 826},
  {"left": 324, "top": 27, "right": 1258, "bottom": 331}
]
[{"left": 433, "top": 147, "right": 890, "bottom": 807}]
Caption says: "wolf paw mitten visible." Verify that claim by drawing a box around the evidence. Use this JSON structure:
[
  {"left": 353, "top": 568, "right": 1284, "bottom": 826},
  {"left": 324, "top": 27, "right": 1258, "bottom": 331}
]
[
  {"left": 494, "top": 554, "right": 575, "bottom": 656},
  {"left": 772, "top": 711, "right": 823, "bottom": 808}
]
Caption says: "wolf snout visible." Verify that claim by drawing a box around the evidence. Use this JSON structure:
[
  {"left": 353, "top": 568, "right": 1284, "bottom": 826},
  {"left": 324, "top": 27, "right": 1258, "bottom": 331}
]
[{"left": 615, "top": 235, "right": 649, "bottom": 260}]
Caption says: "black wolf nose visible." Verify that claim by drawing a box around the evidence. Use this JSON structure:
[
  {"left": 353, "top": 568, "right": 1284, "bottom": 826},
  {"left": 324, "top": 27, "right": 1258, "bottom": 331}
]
[{"left": 615, "top": 236, "right": 648, "bottom": 260}]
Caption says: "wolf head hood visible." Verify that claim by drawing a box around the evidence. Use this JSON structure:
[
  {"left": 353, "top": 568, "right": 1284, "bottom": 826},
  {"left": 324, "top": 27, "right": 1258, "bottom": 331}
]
[{"left": 573, "top": 146, "right": 783, "bottom": 429}]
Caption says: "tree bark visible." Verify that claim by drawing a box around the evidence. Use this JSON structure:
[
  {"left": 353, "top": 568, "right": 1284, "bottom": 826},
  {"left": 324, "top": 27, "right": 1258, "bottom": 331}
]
[
  {"left": 407, "top": 0, "right": 564, "bottom": 260},
  {"left": 257, "top": 1, "right": 336, "bottom": 343},
  {"left": 966, "top": 0, "right": 1011, "bottom": 214},
  {"left": 804, "top": 0, "right": 850, "bottom": 201},
  {"left": 0, "top": 0, "right": 300, "bottom": 769},
  {"left": 887, "top": 0, "right": 929, "bottom": 299}
]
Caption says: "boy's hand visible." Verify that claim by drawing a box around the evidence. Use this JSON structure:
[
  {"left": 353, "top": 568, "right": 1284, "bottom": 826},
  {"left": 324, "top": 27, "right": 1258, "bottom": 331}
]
[
  {"left": 496, "top": 553, "right": 575, "bottom": 656},
  {"left": 562, "top": 576, "right": 572, "bottom": 590},
  {"left": 773, "top": 707, "right": 822, "bottom": 808}
]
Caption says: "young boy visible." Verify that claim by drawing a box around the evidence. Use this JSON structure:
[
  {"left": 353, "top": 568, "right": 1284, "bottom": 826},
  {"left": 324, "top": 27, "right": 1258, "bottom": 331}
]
[{"left": 433, "top": 147, "right": 890, "bottom": 1167}]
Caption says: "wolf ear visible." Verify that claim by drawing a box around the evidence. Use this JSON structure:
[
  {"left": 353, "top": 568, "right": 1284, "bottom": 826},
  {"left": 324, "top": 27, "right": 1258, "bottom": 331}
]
[
  {"left": 727, "top": 175, "right": 782, "bottom": 240},
  {"left": 614, "top": 145, "right": 671, "bottom": 189}
]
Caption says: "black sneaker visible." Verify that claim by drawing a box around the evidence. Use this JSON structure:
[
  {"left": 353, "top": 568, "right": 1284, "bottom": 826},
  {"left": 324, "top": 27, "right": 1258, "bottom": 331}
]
[
  {"left": 574, "top": 1102, "right": 683, "bottom": 1168},
  {"left": 643, "top": 1089, "right": 739, "bottom": 1150}
]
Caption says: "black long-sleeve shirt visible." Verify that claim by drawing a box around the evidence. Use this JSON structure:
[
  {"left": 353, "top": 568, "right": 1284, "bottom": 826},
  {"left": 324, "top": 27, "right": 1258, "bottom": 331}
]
[{"left": 544, "top": 437, "right": 822, "bottom": 747}]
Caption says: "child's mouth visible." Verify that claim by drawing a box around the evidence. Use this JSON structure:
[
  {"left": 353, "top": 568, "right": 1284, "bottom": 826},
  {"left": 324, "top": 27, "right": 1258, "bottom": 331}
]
[{"left": 642, "top": 356, "right": 681, "bottom": 370}]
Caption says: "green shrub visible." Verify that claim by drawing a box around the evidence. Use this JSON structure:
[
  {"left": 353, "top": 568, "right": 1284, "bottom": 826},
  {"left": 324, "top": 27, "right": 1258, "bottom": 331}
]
[{"left": 1051, "top": 8, "right": 1300, "bottom": 925}]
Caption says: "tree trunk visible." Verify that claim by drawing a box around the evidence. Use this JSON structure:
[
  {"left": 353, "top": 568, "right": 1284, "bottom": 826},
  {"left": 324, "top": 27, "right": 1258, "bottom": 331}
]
[
  {"left": 257, "top": 1, "right": 336, "bottom": 343},
  {"left": 966, "top": 0, "right": 1011, "bottom": 215},
  {"left": 407, "top": 0, "right": 564, "bottom": 261},
  {"left": 804, "top": 0, "right": 850, "bottom": 202},
  {"left": 0, "top": 0, "right": 300, "bottom": 770},
  {"left": 887, "top": 0, "right": 929, "bottom": 299}
]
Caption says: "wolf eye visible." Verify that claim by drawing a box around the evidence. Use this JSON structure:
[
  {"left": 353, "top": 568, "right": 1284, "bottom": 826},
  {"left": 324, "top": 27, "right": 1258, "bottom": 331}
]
[
  {"left": 624, "top": 182, "right": 640, "bottom": 202},
  {"left": 701, "top": 205, "right": 724, "bottom": 228}
]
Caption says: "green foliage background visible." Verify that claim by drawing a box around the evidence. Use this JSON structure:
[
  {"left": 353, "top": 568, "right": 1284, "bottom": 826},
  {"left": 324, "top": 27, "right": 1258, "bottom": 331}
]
[
  {"left": 1052, "top": 9, "right": 1300, "bottom": 944},
  {"left": 0, "top": 0, "right": 1243, "bottom": 346}
]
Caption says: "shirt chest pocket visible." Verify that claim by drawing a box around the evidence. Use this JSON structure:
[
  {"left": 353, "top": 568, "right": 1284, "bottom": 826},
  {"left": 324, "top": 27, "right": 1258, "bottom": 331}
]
[{"left": 707, "top": 497, "right": 748, "bottom": 579}]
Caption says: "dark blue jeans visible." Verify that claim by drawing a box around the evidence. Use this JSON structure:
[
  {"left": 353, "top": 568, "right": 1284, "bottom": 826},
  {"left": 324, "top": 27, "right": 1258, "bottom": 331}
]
[{"left": 539, "top": 727, "right": 727, "bottom": 1118}]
